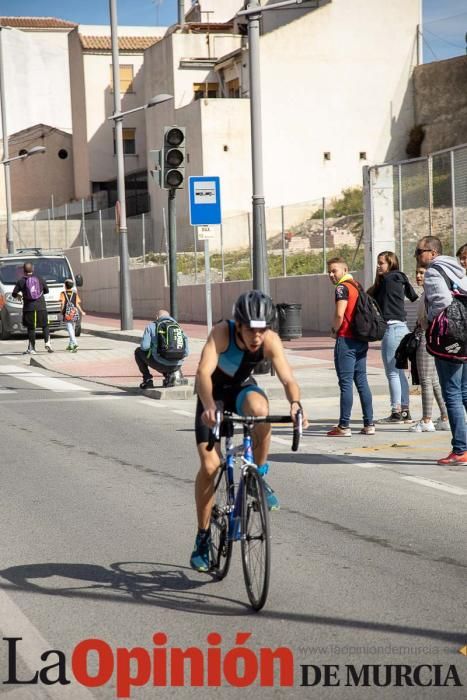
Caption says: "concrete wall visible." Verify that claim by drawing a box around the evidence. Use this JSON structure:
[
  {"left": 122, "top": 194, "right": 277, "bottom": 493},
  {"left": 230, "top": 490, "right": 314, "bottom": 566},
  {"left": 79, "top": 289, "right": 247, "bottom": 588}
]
[
  {"left": 70, "top": 248, "right": 338, "bottom": 331},
  {"left": 414, "top": 56, "right": 467, "bottom": 154},
  {"left": 0, "top": 220, "right": 82, "bottom": 255}
]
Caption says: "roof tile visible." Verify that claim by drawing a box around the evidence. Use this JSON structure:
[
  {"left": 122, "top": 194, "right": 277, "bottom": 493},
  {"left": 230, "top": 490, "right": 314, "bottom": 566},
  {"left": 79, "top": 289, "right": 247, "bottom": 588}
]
[
  {"left": 0, "top": 17, "right": 77, "bottom": 29},
  {"left": 79, "top": 35, "right": 161, "bottom": 51}
]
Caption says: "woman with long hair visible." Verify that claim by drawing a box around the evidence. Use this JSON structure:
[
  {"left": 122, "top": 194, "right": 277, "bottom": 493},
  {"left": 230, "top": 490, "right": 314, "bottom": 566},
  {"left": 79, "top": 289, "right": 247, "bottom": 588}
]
[{"left": 368, "top": 251, "right": 418, "bottom": 423}]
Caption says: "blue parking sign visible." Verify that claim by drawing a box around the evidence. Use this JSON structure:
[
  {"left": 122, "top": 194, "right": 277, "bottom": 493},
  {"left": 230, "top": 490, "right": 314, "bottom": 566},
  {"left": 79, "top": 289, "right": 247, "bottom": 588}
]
[{"left": 189, "top": 176, "right": 221, "bottom": 226}]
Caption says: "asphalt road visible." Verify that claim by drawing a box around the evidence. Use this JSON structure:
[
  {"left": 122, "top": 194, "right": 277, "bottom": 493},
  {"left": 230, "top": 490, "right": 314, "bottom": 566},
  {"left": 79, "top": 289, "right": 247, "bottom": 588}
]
[{"left": 0, "top": 336, "right": 465, "bottom": 699}]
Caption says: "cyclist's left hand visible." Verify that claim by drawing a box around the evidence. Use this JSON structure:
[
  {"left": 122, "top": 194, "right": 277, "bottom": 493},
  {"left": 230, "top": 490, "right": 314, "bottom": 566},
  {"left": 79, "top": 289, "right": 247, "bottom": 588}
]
[{"left": 291, "top": 402, "right": 308, "bottom": 429}]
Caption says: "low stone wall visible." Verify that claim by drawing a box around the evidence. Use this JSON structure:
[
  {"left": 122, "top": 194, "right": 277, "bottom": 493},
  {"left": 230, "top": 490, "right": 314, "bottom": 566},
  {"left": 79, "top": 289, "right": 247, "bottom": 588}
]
[{"left": 68, "top": 247, "right": 343, "bottom": 332}]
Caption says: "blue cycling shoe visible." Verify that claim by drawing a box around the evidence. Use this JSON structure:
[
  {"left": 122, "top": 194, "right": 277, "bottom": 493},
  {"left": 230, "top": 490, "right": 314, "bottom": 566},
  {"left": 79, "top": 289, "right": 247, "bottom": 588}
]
[
  {"left": 257, "top": 463, "right": 280, "bottom": 511},
  {"left": 190, "top": 531, "right": 211, "bottom": 572}
]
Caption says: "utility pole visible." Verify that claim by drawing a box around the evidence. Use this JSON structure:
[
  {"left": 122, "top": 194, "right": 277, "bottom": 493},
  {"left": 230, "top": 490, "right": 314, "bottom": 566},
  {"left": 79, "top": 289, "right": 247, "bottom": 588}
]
[
  {"left": 109, "top": 0, "right": 133, "bottom": 330},
  {"left": 0, "top": 26, "right": 14, "bottom": 253},
  {"left": 245, "top": 0, "right": 269, "bottom": 294},
  {"left": 238, "top": 1, "right": 315, "bottom": 294}
]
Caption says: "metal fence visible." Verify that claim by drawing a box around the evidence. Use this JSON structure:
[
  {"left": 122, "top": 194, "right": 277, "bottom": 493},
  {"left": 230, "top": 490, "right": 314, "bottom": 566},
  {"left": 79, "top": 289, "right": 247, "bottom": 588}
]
[
  {"left": 1, "top": 194, "right": 364, "bottom": 284},
  {"left": 367, "top": 143, "right": 467, "bottom": 280}
]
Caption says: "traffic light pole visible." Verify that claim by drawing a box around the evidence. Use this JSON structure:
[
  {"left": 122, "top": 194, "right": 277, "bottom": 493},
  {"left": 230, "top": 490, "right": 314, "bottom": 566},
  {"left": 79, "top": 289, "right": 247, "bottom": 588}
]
[{"left": 168, "top": 188, "right": 178, "bottom": 319}]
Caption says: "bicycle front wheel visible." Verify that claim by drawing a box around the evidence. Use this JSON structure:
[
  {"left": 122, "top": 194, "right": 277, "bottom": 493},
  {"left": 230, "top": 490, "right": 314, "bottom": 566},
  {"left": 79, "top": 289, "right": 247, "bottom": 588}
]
[
  {"left": 241, "top": 467, "right": 271, "bottom": 610},
  {"left": 210, "top": 463, "right": 233, "bottom": 579}
]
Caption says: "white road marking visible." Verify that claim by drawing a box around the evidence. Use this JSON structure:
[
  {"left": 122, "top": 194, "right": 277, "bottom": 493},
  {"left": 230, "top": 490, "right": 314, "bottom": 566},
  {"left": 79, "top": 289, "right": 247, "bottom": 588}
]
[
  {"left": 0, "top": 365, "right": 87, "bottom": 392},
  {"left": 354, "top": 461, "right": 380, "bottom": 469},
  {"left": 0, "top": 587, "right": 94, "bottom": 699},
  {"left": 270, "top": 436, "right": 291, "bottom": 446},
  {"left": 172, "top": 409, "right": 194, "bottom": 417},
  {"left": 0, "top": 388, "right": 16, "bottom": 394},
  {"left": 401, "top": 476, "right": 467, "bottom": 496},
  {"left": 0, "top": 395, "right": 126, "bottom": 404},
  {"left": 137, "top": 399, "right": 167, "bottom": 408}
]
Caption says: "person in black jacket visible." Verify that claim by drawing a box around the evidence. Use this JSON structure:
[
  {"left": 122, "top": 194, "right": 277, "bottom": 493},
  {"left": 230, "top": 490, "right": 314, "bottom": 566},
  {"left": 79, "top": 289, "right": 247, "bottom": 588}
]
[
  {"left": 368, "top": 251, "right": 418, "bottom": 423},
  {"left": 12, "top": 262, "right": 53, "bottom": 354}
]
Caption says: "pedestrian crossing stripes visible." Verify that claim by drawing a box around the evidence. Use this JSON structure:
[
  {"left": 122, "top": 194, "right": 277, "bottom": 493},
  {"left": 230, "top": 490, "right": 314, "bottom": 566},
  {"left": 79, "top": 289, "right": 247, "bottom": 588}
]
[{"left": 0, "top": 365, "right": 87, "bottom": 392}]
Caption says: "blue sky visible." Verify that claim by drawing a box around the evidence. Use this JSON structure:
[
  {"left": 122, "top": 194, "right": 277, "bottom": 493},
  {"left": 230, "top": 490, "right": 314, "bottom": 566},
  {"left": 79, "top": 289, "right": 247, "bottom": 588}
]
[{"left": 1, "top": 0, "right": 466, "bottom": 62}]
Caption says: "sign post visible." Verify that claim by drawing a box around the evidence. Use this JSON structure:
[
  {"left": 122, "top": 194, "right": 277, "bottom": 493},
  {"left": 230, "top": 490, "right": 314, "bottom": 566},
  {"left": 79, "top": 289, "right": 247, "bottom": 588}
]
[{"left": 189, "top": 177, "right": 221, "bottom": 334}]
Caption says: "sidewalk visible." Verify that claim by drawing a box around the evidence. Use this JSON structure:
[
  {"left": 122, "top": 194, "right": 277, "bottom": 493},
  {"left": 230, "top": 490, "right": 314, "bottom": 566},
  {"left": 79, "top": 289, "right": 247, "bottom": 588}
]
[{"left": 30, "top": 312, "right": 390, "bottom": 400}]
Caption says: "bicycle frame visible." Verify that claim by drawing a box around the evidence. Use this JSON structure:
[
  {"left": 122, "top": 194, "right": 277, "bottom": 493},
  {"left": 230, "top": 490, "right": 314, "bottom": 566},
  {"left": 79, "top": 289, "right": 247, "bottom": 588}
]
[{"left": 223, "top": 422, "right": 257, "bottom": 542}]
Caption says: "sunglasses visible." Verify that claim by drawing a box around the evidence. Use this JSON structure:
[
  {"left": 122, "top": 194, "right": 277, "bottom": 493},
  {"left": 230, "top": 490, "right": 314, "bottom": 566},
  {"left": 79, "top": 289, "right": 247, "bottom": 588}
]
[{"left": 414, "top": 248, "right": 432, "bottom": 257}]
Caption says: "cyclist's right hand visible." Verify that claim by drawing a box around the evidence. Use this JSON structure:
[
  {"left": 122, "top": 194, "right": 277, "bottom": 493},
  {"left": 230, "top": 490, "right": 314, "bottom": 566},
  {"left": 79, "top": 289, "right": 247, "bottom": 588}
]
[{"left": 201, "top": 406, "right": 219, "bottom": 428}]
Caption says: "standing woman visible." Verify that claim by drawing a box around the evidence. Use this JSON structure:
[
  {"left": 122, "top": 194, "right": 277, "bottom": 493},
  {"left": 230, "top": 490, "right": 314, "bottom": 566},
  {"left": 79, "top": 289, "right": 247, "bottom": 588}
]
[
  {"left": 410, "top": 265, "right": 449, "bottom": 432},
  {"left": 368, "top": 251, "right": 418, "bottom": 423}
]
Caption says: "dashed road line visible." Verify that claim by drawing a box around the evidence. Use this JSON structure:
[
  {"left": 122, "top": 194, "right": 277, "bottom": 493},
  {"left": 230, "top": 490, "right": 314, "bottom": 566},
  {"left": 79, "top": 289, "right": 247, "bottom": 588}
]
[{"left": 172, "top": 409, "right": 194, "bottom": 417}]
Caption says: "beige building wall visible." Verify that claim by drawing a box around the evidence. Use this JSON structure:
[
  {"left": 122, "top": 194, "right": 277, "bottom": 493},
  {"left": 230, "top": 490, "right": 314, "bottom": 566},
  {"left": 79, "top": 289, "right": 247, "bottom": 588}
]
[
  {"left": 9, "top": 129, "right": 74, "bottom": 213},
  {"left": 259, "top": 0, "right": 419, "bottom": 207},
  {"left": 68, "top": 30, "right": 91, "bottom": 200}
]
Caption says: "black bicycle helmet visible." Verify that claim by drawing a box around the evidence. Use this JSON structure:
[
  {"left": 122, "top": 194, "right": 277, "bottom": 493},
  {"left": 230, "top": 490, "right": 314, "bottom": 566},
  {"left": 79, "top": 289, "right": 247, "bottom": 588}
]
[{"left": 233, "top": 290, "right": 276, "bottom": 328}]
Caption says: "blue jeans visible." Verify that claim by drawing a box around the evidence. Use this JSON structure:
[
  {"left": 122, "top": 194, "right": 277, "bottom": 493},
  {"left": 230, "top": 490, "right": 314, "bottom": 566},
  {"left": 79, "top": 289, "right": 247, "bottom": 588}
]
[
  {"left": 334, "top": 337, "right": 373, "bottom": 427},
  {"left": 434, "top": 359, "right": 467, "bottom": 454},
  {"left": 381, "top": 322, "right": 410, "bottom": 410},
  {"left": 66, "top": 321, "right": 76, "bottom": 345}
]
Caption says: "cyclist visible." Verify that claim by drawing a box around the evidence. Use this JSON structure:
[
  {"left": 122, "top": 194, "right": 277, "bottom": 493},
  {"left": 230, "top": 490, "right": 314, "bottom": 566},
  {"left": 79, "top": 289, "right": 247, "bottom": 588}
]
[{"left": 190, "top": 290, "right": 308, "bottom": 572}]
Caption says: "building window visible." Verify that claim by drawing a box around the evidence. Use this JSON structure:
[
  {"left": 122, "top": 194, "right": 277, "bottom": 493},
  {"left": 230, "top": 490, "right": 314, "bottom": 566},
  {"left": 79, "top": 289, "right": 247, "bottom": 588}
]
[
  {"left": 359, "top": 151, "right": 367, "bottom": 160},
  {"left": 110, "top": 64, "right": 134, "bottom": 93},
  {"left": 226, "top": 78, "right": 240, "bottom": 98},
  {"left": 323, "top": 151, "right": 331, "bottom": 161},
  {"left": 193, "top": 82, "right": 218, "bottom": 100},
  {"left": 113, "top": 128, "right": 136, "bottom": 155}
]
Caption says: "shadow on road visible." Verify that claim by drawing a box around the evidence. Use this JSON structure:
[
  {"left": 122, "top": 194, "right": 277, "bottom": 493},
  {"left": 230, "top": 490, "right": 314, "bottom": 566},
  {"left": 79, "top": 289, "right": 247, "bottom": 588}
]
[{"left": 0, "top": 561, "right": 464, "bottom": 644}]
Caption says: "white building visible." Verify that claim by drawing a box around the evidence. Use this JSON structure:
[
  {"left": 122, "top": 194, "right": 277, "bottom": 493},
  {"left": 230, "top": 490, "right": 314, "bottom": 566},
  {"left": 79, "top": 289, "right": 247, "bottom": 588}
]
[
  {"left": 145, "top": 0, "right": 420, "bottom": 250},
  {"left": 0, "top": 17, "right": 76, "bottom": 217},
  {"left": 68, "top": 25, "right": 167, "bottom": 206}
]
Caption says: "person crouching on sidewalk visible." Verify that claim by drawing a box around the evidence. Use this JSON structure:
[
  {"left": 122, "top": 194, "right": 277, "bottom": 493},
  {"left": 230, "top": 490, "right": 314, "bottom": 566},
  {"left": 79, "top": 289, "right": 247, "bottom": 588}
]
[
  {"left": 60, "top": 279, "right": 85, "bottom": 352},
  {"left": 135, "top": 310, "right": 188, "bottom": 389},
  {"left": 327, "top": 257, "right": 374, "bottom": 437}
]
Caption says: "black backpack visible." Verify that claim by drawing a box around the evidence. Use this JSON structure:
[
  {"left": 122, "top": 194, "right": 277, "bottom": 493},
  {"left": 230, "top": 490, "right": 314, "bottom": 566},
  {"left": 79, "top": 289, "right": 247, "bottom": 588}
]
[
  {"left": 156, "top": 319, "right": 186, "bottom": 361},
  {"left": 344, "top": 280, "right": 387, "bottom": 342},
  {"left": 426, "top": 265, "right": 467, "bottom": 363}
]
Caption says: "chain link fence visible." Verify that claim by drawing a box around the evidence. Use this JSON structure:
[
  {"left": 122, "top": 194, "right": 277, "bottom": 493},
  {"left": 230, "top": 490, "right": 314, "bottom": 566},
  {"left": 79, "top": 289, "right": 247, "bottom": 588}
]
[
  {"left": 367, "top": 143, "right": 467, "bottom": 280},
  {"left": 2, "top": 193, "right": 364, "bottom": 284}
]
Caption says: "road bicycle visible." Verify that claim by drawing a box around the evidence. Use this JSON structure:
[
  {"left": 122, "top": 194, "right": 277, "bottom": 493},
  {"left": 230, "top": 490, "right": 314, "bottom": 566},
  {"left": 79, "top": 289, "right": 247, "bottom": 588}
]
[{"left": 207, "top": 408, "right": 302, "bottom": 611}]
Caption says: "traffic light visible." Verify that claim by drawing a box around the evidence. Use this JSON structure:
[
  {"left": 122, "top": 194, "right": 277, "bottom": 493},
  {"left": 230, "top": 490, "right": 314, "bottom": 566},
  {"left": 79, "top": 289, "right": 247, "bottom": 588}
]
[
  {"left": 149, "top": 149, "right": 162, "bottom": 187},
  {"left": 162, "top": 126, "right": 185, "bottom": 189}
]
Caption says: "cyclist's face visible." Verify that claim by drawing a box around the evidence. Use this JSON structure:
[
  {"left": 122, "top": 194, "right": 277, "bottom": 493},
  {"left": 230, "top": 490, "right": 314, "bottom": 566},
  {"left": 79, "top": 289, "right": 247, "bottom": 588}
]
[{"left": 236, "top": 323, "right": 267, "bottom": 351}]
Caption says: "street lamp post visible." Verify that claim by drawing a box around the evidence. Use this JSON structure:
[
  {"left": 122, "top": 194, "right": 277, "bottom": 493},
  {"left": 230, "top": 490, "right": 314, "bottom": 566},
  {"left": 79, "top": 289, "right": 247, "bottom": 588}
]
[
  {"left": 109, "top": 0, "right": 172, "bottom": 330},
  {"left": 238, "top": 0, "right": 314, "bottom": 294},
  {"left": 0, "top": 146, "right": 46, "bottom": 254}
]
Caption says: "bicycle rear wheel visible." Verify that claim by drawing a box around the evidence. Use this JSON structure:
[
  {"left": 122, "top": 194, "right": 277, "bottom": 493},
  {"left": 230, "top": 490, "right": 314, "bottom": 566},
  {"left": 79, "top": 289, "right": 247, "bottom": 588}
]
[
  {"left": 241, "top": 467, "right": 271, "bottom": 610},
  {"left": 210, "top": 463, "right": 233, "bottom": 579}
]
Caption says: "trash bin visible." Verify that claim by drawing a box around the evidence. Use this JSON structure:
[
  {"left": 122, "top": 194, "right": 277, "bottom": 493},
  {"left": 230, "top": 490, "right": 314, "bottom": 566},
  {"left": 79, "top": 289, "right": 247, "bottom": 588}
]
[{"left": 276, "top": 303, "right": 302, "bottom": 340}]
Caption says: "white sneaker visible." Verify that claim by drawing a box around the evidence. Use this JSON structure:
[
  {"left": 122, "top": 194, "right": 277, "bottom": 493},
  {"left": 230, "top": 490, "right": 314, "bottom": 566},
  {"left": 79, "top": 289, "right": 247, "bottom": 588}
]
[
  {"left": 409, "top": 420, "right": 435, "bottom": 432},
  {"left": 23, "top": 347, "right": 37, "bottom": 355},
  {"left": 45, "top": 342, "right": 54, "bottom": 353},
  {"left": 435, "top": 418, "right": 450, "bottom": 431}
]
